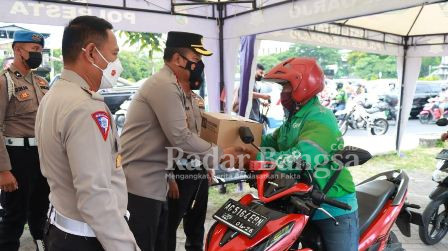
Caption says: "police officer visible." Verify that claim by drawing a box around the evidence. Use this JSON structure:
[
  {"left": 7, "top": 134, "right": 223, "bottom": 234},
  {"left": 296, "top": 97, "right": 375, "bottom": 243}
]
[
  {"left": 120, "top": 31, "right": 246, "bottom": 251},
  {"left": 0, "top": 30, "right": 50, "bottom": 251},
  {"left": 35, "top": 16, "right": 139, "bottom": 251}
]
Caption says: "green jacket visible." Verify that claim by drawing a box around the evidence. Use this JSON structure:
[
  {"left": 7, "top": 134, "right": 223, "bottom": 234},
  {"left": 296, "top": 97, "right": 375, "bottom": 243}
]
[
  {"left": 258, "top": 97, "right": 355, "bottom": 198},
  {"left": 335, "top": 89, "right": 347, "bottom": 104}
]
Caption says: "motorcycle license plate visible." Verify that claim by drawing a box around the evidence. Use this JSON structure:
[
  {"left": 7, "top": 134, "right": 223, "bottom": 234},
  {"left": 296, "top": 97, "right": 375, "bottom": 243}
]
[
  {"left": 436, "top": 149, "right": 448, "bottom": 160},
  {"left": 213, "top": 199, "right": 269, "bottom": 238}
]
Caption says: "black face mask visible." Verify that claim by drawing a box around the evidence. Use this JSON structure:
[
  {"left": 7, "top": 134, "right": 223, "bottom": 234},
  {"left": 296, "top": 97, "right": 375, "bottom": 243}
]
[
  {"left": 22, "top": 50, "right": 42, "bottom": 69},
  {"left": 180, "top": 55, "right": 205, "bottom": 90},
  {"left": 255, "top": 74, "right": 262, "bottom": 82}
]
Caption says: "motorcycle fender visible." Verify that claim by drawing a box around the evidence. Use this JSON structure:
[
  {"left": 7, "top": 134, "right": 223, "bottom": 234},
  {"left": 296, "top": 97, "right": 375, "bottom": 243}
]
[
  {"left": 429, "top": 185, "right": 448, "bottom": 201},
  {"left": 396, "top": 208, "right": 411, "bottom": 237}
]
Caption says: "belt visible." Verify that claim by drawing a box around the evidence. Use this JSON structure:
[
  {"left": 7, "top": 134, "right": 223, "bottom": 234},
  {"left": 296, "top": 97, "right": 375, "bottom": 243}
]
[
  {"left": 5, "top": 137, "right": 37, "bottom": 147},
  {"left": 48, "top": 207, "right": 130, "bottom": 238}
]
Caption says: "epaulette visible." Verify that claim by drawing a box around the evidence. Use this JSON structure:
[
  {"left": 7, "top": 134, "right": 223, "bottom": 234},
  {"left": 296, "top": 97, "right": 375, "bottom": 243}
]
[
  {"left": 1, "top": 68, "right": 15, "bottom": 101},
  {"left": 81, "top": 87, "right": 104, "bottom": 101}
]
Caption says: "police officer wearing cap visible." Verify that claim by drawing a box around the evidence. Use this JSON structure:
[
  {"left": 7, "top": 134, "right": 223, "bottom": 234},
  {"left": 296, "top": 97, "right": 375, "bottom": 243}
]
[
  {"left": 120, "top": 31, "right": 246, "bottom": 251},
  {"left": 0, "top": 30, "right": 50, "bottom": 251},
  {"left": 35, "top": 16, "right": 139, "bottom": 251}
]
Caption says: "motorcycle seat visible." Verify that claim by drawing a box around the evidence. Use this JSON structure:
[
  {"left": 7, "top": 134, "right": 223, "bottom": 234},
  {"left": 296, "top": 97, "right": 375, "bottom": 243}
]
[{"left": 356, "top": 180, "right": 396, "bottom": 235}]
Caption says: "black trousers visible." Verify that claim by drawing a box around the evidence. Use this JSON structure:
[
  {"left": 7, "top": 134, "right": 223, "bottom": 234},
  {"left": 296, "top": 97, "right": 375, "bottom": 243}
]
[
  {"left": 44, "top": 224, "right": 103, "bottom": 251},
  {"left": 127, "top": 193, "right": 168, "bottom": 251},
  {"left": 0, "top": 146, "right": 50, "bottom": 251},
  {"left": 167, "top": 172, "right": 209, "bottom": 251}
]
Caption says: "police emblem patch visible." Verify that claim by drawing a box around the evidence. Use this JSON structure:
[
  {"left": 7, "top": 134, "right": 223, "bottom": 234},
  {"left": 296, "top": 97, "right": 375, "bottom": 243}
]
[{"left": 91, "top": 111, "right": 110, "bottom": 141}]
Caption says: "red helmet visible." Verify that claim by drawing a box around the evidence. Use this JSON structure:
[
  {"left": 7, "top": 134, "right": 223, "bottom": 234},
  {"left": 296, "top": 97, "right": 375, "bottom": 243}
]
[{"left": 263, "top": 57, "right": 324, "bottom": 105}]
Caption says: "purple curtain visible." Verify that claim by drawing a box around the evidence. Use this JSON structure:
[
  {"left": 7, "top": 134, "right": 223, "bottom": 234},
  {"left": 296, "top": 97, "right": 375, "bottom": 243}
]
[{"left": 238, "top": 35, "right": 256, "bottom": 117}]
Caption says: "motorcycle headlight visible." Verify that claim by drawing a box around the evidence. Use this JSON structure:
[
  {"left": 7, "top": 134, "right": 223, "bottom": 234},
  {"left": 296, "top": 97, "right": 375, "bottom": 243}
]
[
  {"left": 252, "top": 223, "right": 294, "bottom": 251},
  {"left": 432, "top": 169, "right": 448, "bottom": 183}
]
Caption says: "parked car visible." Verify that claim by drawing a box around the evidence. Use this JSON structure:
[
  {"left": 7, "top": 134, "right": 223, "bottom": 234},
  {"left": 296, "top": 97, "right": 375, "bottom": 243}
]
[
  {"left": 49, "top": 74, "right": 140, "bottom": 114},
  {"left": 410, "top": 82, "right": 444, "bottom": 118}
]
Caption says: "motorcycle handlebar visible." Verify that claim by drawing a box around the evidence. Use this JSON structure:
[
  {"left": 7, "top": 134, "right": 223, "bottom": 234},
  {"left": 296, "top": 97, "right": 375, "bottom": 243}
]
[
  {"left": 323, "top": 197, "right": 352, "bottom": 211},
  {"left": 311, "top": 190, "right": 352, "bottom": 211}
]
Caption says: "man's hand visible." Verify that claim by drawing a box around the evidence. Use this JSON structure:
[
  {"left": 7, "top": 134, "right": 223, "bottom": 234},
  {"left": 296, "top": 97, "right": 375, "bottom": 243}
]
[
  {"left": 442, "top": 132, "right": 448, "bottom": 141},
  {"left": 0, "top": 171, "right": 18, "bottom": 192},
  {"left": 168, "top": 179, "right": 179, "bottom": 199},
  {"left": 207, "top": 169, "right": 215, "bottom": 186},
  {"left": 260, "top": 94, "right": 271, "bottom": 100}
]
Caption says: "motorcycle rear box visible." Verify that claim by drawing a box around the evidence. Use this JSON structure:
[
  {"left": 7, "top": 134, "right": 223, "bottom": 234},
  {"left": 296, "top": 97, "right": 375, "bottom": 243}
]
[{"left": 200, "top": 112, "right": 263, "bottom": 148}]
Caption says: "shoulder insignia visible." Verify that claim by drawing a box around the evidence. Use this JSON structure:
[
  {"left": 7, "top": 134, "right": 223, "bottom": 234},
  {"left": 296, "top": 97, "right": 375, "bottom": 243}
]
[
  {"left": 35, "top": 77, "right": 47, "bottom": 86},
  {"left": 91, "top": 111, "right": 110, "bottom": 141}
]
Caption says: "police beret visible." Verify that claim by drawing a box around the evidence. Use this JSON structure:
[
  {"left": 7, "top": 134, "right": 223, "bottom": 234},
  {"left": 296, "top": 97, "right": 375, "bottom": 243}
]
[
  {"left": 13, "top": 30, "right": 45, "bottom": 47},
  {"left": 166, "top": 31, "right": 212, "bottom": 56}
]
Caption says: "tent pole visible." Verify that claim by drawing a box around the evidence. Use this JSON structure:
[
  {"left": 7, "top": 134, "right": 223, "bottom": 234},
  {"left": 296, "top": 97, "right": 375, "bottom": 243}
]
[
  {"left": 396, "top": 37, "right": 409, "bottom": 155},
  {"left": 218, "top": 3, "right": 225, "bottom": 112}
]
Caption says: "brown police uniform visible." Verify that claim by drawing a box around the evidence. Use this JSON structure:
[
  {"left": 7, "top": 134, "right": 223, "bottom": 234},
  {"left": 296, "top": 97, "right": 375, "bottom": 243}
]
[
  {"left": 35, "top": 69, "right": 140, "bottom": 251},
  {"left": 0, "top": 64, "right": 50, "bottom": 250},
  {"left": 167, "top": 90, "right": 212, "bottom": 251},
  {"left": 120, "top": 65, "right": 221, "bottom": 251}
]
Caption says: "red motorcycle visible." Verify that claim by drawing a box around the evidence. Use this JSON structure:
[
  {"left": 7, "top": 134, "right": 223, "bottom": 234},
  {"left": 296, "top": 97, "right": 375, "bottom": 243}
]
[
  {"left": 206, "top": 129, "right": 422, "bottom": 251},
  {"left": 419, "top": 97, "right": 448, "bottom": 124}
]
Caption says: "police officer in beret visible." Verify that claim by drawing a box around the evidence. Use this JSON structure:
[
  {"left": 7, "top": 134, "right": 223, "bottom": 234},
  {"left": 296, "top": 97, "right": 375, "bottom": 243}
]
[
  {"left": 0, "top": 30, "right": 50, "bottom": 251},
  {"left": 120, "top": 31, "right": 246, "bottom": 251}
]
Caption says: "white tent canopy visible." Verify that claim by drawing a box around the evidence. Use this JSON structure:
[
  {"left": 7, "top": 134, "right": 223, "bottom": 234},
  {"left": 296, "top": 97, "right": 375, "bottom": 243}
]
[{"left": 2, "top": 0, "right": 448, "bottom": 152}]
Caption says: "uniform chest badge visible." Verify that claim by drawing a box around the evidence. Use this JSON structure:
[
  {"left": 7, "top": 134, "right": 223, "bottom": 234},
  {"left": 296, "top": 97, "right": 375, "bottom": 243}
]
[
  {"left": 19, "top": 92, "right": 30, "bottom": 99},
  {"left": 91, "top": 111, "right": 110, "bottom": 141}
]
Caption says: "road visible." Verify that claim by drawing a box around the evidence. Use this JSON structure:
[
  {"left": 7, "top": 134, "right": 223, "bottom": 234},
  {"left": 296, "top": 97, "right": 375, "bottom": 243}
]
[{"left": 343, "top": 119, "right": 446, "bottom": 155}]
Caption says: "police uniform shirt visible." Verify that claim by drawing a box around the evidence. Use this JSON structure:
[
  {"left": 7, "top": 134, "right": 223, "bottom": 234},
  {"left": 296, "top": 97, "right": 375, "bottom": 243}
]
[
  {"left": 35, "top": 69, "right": 139, "bottom": 251},
  {"left": 120, "top": 65, "right": 222, "bottom": 202},
  {"left": 0, "top": 64, "right": 48, "bottom": 172}
]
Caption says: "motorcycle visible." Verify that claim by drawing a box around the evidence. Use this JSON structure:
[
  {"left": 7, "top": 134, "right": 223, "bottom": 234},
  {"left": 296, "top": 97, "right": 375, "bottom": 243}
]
[
  {"left": 375, "top": 95, "right": 398, "bottom": 122},
  {"left": 336, "top": 103, "right": 389, "bottom": 136},
  {"left": 206, "top": 128, "right": 422, "bottom": 251},
  {"left": 418, "top": 118, "right": 448, "bottom": 245},
  {"left": 418, "top": 97, "right": 448, "bottom": 124}
]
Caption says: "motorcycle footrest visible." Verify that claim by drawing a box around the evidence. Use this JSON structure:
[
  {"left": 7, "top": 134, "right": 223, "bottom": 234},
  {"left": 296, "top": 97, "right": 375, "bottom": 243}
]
[{"left": 405, "top": 203, "right": 421, "bottom": 209}]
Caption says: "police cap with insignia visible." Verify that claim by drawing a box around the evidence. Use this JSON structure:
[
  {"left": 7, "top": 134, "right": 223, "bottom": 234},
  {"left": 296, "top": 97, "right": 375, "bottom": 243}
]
[
  {"left": 12, "top": 30, "right": 45, "bottom": 48},
  {"left": 166, "top": 31, "right": 212, "bottom": 56}
]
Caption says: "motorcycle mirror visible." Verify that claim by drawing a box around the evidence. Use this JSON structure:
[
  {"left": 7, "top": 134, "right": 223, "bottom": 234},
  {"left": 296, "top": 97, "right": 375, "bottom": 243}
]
[
  {"left": 239, "top": 126, "right": 254, "bottom": 144},
  {"left": 436, "top": 118, "right": 448, "bottom": 126}
]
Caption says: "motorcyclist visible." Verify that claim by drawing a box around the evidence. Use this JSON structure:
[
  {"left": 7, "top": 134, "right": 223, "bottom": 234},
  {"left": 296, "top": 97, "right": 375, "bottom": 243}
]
[
  {"left": 255, "top": 58, "right": 359, "bottom": 251},
  {"left": 333, "top": 82, "right": 347, "bottom": 111}
]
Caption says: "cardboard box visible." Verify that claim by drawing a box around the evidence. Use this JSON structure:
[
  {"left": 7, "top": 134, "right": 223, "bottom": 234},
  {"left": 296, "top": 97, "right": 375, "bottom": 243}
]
[{"left": 200, "top": 112, "right": 263, "bottom": 149}]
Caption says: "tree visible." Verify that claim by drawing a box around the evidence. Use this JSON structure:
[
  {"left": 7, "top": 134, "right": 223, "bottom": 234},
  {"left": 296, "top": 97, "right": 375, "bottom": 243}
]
[
  {"left": 419, "top": 57, "right": 441, "bottom": 77},
  {"left": 119, "top": 31, "right": 163, "bottom": 58},
  {"left": 257, "top": 44, "right": 341, "bottom": 72},
  {"left": 347, "top": 52, "right": 397, "bottom": 80},
  {"left": 119, "top": 31, "right": 164, "bottom": 78},
  {"left": 52, "top": 48, "right": 63, "bottom": 75},
  {"left": 118, "top": 51, "right": 154, "bottom": 82}
]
